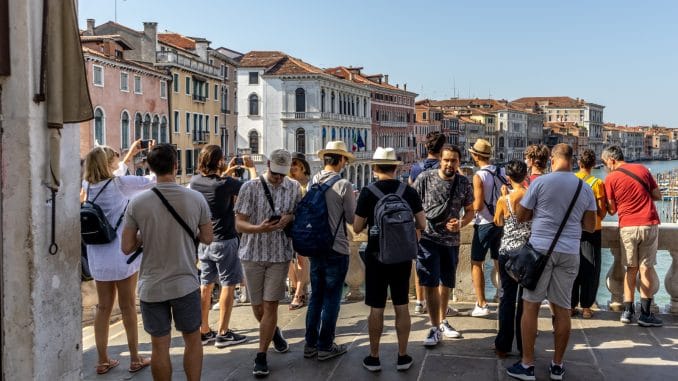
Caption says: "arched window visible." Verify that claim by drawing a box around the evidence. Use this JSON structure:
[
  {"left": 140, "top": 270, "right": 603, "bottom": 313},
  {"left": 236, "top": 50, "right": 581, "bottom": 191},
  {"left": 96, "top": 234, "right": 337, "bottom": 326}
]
[
  {"left": 143, "top": 114, "right": 151, "bottom": 139},
  {"left": 152, "top": 115, "right": 159, "bottom": 142},
  {"left": 331, "top": 92, "right": 335, "bottom": 113},
  {"left": 295, "top": 128, "right": 306, "bottom": 153},
  {"left": 248, "top": 130, "right": 259, "bottom": 154},
  {"left": 134, "top": 113, "right": 142, "bottom": 140},
  {"left": 160, "top": 116, "right": 168, "bottom": 143},
  {"left": 321, "top": 90, "right": 326, "bottom": 112},
  {"left": 120, "top": 111, "right": 130, "bottom": 149},
  {"left": 322, "top": 127, "right": 327, "bottom": 147},
  {"left": 248, "top": 94, "right": 259, "bottom": 116},
  {"left": 93, "top": 107, "right": 105, "bottom": 145},
  {"left": 295, "top": 88, "right": 305, "bottom": 113}
]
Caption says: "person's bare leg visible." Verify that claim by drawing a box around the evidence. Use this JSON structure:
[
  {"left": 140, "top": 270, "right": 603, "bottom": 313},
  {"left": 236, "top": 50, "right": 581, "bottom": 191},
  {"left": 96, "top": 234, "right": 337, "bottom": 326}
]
[
  {"left": 394, "top": 304, "right": 411, "bottom": 356},
  {"left": 424, "top": 286, "right": 441, "bottom": 327},
  {"left": 182, "top": 329, "right": 203, "bottom": 381},
  {"left": 94, "top": 281, "right": 116, "bottom": 365},
  {"left": 150, "top": 334, "right": 171, "bottom": 381},
  {"left": 551, "top": 303, "right": 571, "bottom": 365},
  {"left": 521, "top": 300, "right": 540, "bottom": 365},
  {"left": 200, "top": 283, "right": 215, "bottom": 334},
  {"left": 472, "top": 260, "right": 487, "bottom": 306},
  {"left": 414, "top": 263, "right": 425, "bottom": 304},
  {"left": 438, "top": 286, "right": 450, "bottom": 322},
  {"left": 116, "top": 273, "right": 143, "bottom": 364},
  {"left": 218, "top": 285, "right": 236, "bottom": 334},
  {"left": 638, "top": 265, "right": 657, "bottom": 299},
  {"left": 367, "top": 308, "right": 384, "bottom": 357},
  {"left": 624, "top": 266, "right": 639, "bottom": 303},
  {"left": 259, "top": 301, "right": 279, "bottom": 352}
]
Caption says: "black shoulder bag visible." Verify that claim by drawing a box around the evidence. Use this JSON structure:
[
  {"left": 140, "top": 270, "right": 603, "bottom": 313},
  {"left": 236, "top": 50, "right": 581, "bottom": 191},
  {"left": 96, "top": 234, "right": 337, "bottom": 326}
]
[
  {"left": 260, "top": 175, "right": 293, "bottom": 237},
  {"left": 152, "top": 187, "right": 200, "bottom": 252},
  {"left": 505, "top": 179, "right": 583, "bottom": 290}
]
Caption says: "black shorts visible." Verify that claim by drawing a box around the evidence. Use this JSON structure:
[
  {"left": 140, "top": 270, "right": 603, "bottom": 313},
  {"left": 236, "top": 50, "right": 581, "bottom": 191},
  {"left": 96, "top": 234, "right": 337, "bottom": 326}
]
[
  {"left": 364, "top": 252, "right": 412, "bottom": 308},
  {"left": 140, "top": 289, "right": 201, "bottom": 337}
]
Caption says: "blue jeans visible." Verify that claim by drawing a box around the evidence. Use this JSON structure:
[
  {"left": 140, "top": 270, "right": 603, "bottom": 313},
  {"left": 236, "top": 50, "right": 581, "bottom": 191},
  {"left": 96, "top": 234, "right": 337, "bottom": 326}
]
[{"left": 305, "top": 251, "right": 349, "bottom": 351}]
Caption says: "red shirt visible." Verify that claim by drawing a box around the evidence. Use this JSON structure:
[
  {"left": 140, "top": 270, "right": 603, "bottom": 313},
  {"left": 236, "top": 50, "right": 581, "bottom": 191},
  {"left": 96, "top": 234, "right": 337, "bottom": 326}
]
[{"left": 604, "top": 163, "right": 660, "bottom": 227}]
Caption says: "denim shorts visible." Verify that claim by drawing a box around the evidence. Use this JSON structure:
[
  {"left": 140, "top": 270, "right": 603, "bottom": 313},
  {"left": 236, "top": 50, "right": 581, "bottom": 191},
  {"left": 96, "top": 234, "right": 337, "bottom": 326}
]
[
  {"left": 198, "top": 238, "right": 243, "bottom": 286},
  {"left": 140, "top": 289, "right": 201, "bottom": 337},
  {"left": 416, "top": 239, "right": 459, "bottom": 288},
  {"left": 471, "top": 223, "right": 503, "bottom": 262}
]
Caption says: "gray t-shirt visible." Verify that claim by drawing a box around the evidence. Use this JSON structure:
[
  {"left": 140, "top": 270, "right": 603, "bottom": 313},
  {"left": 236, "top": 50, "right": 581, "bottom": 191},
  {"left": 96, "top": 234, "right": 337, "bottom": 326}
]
[
  {"left": 312, "top": 170, "right": 356, "bottom": 255},
  {"left": 124, "top": 182, "right": 211, "bottom": 302},
  {"left": 520, "top": 171, "right": 596, "bottom": 255}
]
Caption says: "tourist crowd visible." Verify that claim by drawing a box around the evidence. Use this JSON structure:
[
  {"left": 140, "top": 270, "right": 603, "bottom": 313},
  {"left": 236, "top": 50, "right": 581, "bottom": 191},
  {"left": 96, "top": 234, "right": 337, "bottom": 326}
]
[{"left": 81, "top": 132, "right": 664, "bottom": 380}]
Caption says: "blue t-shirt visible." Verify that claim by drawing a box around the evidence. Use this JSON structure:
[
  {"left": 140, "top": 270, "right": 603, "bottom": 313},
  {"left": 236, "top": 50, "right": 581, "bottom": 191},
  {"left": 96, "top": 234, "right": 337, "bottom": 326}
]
[
  {"left": 409, "top": 158, "right": 439, "bottom": 183},
  {"left": 520, "top": 171, "right": 596, "bottom": 255}
]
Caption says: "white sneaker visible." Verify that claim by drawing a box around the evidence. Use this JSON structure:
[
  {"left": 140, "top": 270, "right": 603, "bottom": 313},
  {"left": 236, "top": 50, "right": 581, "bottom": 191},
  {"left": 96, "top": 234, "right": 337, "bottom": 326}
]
[
  {"left": 439, "top": 320, "right": 461, "bottom": 338},
  {"left": 445, "top": 305, "right": 459, "bottom": 317},
  {"left": 211, "top": 302, "right": 220, "bottom": 311},
  {"left": 471, "top": 303, "right": 491, "bottom": 317},
  {"left": 423, "top": 327, "right": 442, "bottom": 347},
  {"left": 414, "top": 302, "right": 427, "bottom": 314}
]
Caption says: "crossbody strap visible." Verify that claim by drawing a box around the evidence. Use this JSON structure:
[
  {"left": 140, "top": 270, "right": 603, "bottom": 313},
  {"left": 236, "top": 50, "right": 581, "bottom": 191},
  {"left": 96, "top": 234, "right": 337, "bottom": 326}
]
[
  {"left": 151, "top": 187, "right": 199, "bottom": 248},
  {"left": 87, "top": 178, "right": 113, "bottom": 203},
  {"left": 615, "top": 167, "right": 651, "bottom": 194},
  {"left": 545, "top": 179, "right": 583, "bottom": 257},
  {"left": 259, "top": 175, "right": 276, "bottom": 214}
]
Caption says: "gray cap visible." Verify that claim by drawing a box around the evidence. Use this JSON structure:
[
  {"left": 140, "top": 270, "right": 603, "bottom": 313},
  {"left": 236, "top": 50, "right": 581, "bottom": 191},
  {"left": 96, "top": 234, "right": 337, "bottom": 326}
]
[{"left": 269, "top": 149, "right": 292, "bottom": 174}]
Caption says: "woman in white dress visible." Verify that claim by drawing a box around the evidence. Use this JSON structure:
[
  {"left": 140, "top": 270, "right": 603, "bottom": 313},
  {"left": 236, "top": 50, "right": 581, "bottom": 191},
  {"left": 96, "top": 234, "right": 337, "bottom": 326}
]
[{"left": 82, "top": 140, "right": 155, "bottom": 375}]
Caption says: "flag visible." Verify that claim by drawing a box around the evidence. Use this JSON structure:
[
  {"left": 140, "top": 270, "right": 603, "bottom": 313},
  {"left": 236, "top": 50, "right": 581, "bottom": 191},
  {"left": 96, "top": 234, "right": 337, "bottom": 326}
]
[
  {"left": 352, "top": 132, "right": 358, "bottom": 152},
  {"left": 356, "top": 133, "right": 365, "bottom": 150}
]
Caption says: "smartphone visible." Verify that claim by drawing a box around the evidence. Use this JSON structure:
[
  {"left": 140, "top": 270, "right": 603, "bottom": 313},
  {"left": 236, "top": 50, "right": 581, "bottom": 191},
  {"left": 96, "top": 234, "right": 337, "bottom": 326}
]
[
  {"left": 267, "top": 215, "right": 281, "bottom": 223},
  {"left": 234, "top": 156, "right": 243, "bottom": 166},
  {"left": 140, "top": 140, "right": 150, "bottom": 149}
]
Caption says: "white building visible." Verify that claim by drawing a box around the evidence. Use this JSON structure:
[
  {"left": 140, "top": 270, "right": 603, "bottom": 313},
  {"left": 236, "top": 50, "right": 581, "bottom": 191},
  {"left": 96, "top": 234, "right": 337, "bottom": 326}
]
[
  {"left": 237, "top": 51, "right": 374, "bottom": 187},
  {"left": 495, "top": 108, "right": 528, "bottom": 161}
]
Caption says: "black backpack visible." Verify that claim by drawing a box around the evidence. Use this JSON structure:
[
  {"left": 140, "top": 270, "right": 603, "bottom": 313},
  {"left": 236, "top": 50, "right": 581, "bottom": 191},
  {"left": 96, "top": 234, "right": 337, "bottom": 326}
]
[
  {"left": 81, "top": 179, "right": 127, "bottom": 245},
  {"left": 367, "top": 182, "right": 418, "bottom": 264},
  {"left": 480, "top": 167, "right": 510, "bottom": 216}
]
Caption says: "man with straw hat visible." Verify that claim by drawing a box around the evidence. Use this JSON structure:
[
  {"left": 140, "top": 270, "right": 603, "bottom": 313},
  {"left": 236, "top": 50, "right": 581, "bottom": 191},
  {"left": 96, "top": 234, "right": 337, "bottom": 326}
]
[
  {"left": 354, "top": 147, "right": 426, "bottom": 371},
  {"left": 303, "top": 141, "right": 356, "bottom": 361}
]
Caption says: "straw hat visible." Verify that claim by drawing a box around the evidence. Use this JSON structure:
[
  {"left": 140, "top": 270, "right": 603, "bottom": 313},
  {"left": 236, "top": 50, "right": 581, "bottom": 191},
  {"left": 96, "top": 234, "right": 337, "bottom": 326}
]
[
  {"left": 369, "top": 147, "right": 402, "bottom": 165},
  {"left": 317, "top": 141, "right": 355, "bottom": 163},
  {"left": 468, "top": 138, "right": 492, "bottom": 157}
]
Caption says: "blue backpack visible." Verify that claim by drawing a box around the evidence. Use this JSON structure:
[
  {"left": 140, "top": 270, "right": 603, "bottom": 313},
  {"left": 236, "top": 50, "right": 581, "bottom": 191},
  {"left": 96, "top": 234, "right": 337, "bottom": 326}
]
[{"left": 292, "top": 175, "right": 343, "bottom": 257}]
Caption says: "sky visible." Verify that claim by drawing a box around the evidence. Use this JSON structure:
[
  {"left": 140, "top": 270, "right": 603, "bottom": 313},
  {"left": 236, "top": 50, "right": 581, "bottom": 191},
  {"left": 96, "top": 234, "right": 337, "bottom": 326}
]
[{"left": 78, "top": 0, "right": 678, "bottom": 127}]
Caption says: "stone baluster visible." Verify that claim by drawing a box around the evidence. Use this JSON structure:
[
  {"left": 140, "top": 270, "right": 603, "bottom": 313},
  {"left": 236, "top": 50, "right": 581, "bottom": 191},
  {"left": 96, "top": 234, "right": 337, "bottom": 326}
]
[
  {"left": 665, "top": 249, "right": 678, "bottom": 314},
  {"left": 606, "top": 245, "right": 625, "bottom": 311},
  {"left": 345, "top": 224, "right": 366, "bottom": 301}
]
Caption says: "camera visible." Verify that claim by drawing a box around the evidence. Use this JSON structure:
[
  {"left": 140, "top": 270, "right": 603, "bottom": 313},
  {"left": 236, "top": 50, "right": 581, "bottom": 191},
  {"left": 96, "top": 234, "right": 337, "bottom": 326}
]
[
  {"left": 234, "top": 156, "right": 243, "bottom": 166},
  {"left": 140, "top": 140, "right": 150, "bottom": 149}
]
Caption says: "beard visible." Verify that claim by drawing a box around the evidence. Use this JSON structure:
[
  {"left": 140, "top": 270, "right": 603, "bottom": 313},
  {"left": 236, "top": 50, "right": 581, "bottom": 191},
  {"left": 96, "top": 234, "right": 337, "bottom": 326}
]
[{"left": 442, "top": 167, "right": 457, "bottom": 178}]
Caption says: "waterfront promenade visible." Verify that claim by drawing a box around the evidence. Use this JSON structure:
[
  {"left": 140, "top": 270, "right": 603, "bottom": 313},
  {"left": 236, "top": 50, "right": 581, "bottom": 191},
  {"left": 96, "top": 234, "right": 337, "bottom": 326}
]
[{"left": 82, "top": 300, "right": 677, "bottom": 381}]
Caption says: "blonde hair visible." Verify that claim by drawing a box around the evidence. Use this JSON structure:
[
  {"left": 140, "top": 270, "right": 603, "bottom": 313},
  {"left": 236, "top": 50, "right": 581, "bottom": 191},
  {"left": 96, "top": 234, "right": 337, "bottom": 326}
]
[{"left": 84, "top": 146, "right": 118, "bottom": 184}]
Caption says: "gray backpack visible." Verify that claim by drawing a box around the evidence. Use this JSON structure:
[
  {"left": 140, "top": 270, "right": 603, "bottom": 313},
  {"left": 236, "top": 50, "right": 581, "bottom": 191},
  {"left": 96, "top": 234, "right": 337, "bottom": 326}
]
[{"left": 367, "top": 182, "right": 418, "bottom": 264}]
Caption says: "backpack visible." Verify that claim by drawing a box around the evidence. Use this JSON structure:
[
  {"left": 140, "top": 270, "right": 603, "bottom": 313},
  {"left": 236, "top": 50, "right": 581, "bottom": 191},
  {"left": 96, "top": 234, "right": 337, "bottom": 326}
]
[
  {"left": 80, "top": 179, "right": 127, "bottom": 245},
  {"left": 366, "top": 182, "right": 418, "bottom": 264},
  {"left": 411, "top": 159, "right": 440, "bottom": 182},
  {"left": 291, "top": 175, "right": 344, "bottom": 257},
  {"left": 480, "top": 167, "right": 510, "bottom": 217}
]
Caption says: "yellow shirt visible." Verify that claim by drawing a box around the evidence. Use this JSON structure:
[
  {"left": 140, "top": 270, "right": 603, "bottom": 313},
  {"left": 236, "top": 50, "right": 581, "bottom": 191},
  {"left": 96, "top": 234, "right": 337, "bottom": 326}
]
[{"left": 576, "top": 170, "right": 605, "bottom": 230}]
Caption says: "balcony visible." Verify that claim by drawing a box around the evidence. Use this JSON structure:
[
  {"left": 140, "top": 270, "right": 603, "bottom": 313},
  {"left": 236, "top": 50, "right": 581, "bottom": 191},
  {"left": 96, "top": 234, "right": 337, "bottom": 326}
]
[
  {"left": 320, "top": 112, "right": 371, "bottom": 124},
  {"left": 192, "top": 94, "right": 206, "bottom": 102},
  {"left": 155, "top": 51, "right": 220, "bottom": 78},
  {"left": 192, "top": 130, "right": 208, "bottom": 144},
  {"left": 281, "top": 111, "right": 321, "bottom": 120},
  {"left": 378, "top": 121, "right": 408, "bottom": 128}
]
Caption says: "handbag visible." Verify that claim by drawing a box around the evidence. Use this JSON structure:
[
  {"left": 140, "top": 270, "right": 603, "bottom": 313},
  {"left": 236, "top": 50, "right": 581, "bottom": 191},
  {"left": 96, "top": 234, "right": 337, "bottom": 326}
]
[
  {"left": 505, "top": 179, "right": 583, "bottom": 290},
  {"left": 424, "top": 174, "right": 459, "bottom": 225}
]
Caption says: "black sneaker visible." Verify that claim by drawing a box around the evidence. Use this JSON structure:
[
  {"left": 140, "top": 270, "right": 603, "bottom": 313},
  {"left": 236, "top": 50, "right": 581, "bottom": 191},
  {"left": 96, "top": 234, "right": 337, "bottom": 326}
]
[
  {"left": 549, "top": 363, "right": 565, "bottom": 380},
  {"left": 638, "top": 313, "right": 663, "bottom": 327},
  {"left": 318, "top": 343, "right": 347, "bottom": 361},
  {"left": 362, "top": 355, "right": 381, "bottom": 372},
  {"left": 272, "top": 327, "right": 289, "bottom": 353},
  {"left": 303, "top": 345, "right": 318, "bottom": 358},
  {"left": 200, "top": 329, "right": 217, "bottom": 345},
  {"left": 506, "top": 361, "right": 535, "bottom": 381},
  {"left": 396, "top": 354, "right": 413, "bottom": 371},
  {"left": 253, "top": 352, "right": 269, "bottom": 377},
  {"left": 215, "top": 329, "right": 247, "bottom": 348}
]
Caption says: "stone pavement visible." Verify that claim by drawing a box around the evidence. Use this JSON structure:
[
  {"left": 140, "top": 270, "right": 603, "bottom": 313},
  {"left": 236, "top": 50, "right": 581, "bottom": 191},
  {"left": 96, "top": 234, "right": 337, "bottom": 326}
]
[{"left": 83, "top": 299, "right": 678, "bottom": 381}]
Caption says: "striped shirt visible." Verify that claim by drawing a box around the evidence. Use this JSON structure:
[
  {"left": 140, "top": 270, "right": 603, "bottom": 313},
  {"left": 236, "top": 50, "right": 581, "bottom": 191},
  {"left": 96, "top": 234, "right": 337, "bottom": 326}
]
[{"left": 234, "top": 175, "right": 301, "bottom": 262}]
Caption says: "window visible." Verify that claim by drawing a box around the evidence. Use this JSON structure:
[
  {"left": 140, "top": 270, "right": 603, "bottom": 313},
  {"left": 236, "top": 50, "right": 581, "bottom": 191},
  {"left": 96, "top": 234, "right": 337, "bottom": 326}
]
[
  {"left": 120, "top": 72, "right": 128, "bottom": 91},
  {"left": 185, "top": 149, "right": 193, "bottom": 174},
  {"left": 205, "top": 116, "right": 210, "bottom": 135},
  {"left": 177, "top": 150, "right": 182, "bottom": 175},
  {"left": 224, "top": 66, "right": 228, "bottom": 79},
  {"left": 121, "top": 111, "right": 130, "bottom": 149},
  {"left": 93, "top": 65, "right": 103, "bottom": 86},
  {"left": 222, "top": 87, "right": 228, "bottom": 112},
  {"left": 134, "top": 75, "right": 142, "bottom": 93},
  {"left": 321, "top": 90, "right": 325, "bottom": 112},
  {"left": 249, "top": 130, "right": 259, "bottom": 154},
  {"left": 152, "top": 115, "right": 159, "bottom": 141},
  {"left": 214, "top": 116, "right": 219, "bottom": 134},
  {"left": 214, "top": 84, "right": 218, "bottom": 101},
  {"left": 220, "top": 64, "right": 225, "bottom": 78},
  {"left": 185, "top": 77, "right": 191, "bottom": 95},
  {"left": 143, "top": 114, "right": 150, "bottom": 139},
  {"left": 205, "top": 81, "right": 209, "bottom": 99},
  {"left": 249, "top": 72, "right": 258, "bottom": 84},
  {"left": 93, "top": 108, "right": 105, "bottom": 145},
  {"left": 422, "top": 112, "right": 427, "bottom": 120},
  {"left": 331, "top": 92, "right": 335, "bottom": 113},
  {"left": 248, "top": 94, "right": 259, "bottom": 116},
  {"left": 160, "top": 80, "right": 167, "bottom": 99},
  {"left": 193, "top": 79, "right": 205, "bottom": 101},
  {"left": 193, "top": 149, "right": 200, "bottom": 174},
  {"left": 160, "top": 116, "right": 168, "bottom": 143},
  {"left": 295, "top": 88, "right": 306, "bottom": 113},
  {"left": 173, "top": 74, "right": 179, "bottom": 92},
  {"left": 173, "top": 111, "right": 179, "bottom": 133},
  {"left": 295, "top": 128, "right": 306, "bottom": 153},
  {"left": 193, "top": 114, "right": 198, "bottom": 134},
  {"left": 134, "top": 113, "right": 142, "bottom": 140}
]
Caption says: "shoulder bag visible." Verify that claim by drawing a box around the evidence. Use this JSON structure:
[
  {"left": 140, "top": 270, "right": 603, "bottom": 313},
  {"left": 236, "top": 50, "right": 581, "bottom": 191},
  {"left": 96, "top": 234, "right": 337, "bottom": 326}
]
[
  {"left": 152, "top": 187, "right": 200, "bottom": 251},
  {"left": 505, "top": 179, "right": 583, "bottom": 290},
  {"left": 260, "top": 175, "right": 294, "bottom": 237},
  {"left": 615, "top": 167, "right": 651, "bottom": 194}
]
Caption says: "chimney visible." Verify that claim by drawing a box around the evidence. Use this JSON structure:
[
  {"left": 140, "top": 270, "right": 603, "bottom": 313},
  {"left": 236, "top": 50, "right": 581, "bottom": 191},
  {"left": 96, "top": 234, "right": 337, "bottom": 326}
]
[
  {"left": 404, "top": 83, "right": 407, "bottom": 91},
  {"left": 86, "top": 19, "right": 95, "bottom": 35},
  {"left": 396, "top": 84, "right": 399, "bottom": 88},
  {"left": 141, "top": 22, "right": 158, "bottom": 63},
  {"left": 384, "top": 74, "right": 389, "bottom": 84}
]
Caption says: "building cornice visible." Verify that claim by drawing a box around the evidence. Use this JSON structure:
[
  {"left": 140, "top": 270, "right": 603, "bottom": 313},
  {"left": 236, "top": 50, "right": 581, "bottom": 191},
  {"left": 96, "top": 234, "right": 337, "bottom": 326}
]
[{"left": 84, "top": 54, "right": 171, "bottom": 80}]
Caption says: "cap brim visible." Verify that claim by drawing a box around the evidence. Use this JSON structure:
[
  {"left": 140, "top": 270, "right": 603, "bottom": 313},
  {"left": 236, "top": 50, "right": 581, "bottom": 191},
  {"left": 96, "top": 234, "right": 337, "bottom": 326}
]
[
  {"left": 318, "top": 149, "right": 356, "bottom": 163},
  {"left": 270, "top": 163, "right": 291, "bottom": 174}
]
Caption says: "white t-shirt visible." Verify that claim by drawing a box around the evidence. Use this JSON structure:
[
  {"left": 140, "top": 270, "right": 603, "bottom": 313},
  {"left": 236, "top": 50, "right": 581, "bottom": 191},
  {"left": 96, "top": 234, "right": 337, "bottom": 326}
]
[
  {"left": 520, "top": 171, "right": 596, "bottom": 255},
  {"left": 474, "top": 165, "right": 505, "bottom": 225}
]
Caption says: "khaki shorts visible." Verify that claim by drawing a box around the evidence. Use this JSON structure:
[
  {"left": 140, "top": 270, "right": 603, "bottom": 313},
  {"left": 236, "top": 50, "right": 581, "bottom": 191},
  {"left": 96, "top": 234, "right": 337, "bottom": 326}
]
[
  {"left": 619, "top": 225, "right": 658, "bottom": 268},
  {"left": 522, "top": 251, "right": 579, "bottom": 309},
  {"left": 241, "top": 260, "right": 290, "bottom": 305}
]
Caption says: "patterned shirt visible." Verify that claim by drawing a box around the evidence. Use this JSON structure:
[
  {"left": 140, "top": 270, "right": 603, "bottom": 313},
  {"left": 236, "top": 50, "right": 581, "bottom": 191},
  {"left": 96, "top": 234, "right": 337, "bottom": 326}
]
[
  {"left": 499, "top": 195, "right": 532, "bottom": 255},
  {"left": 413, "top": 169, "right": 474, "bottom": 247},
  {"left": 234, "top": 175, "right": 301, "bottom": 262}
]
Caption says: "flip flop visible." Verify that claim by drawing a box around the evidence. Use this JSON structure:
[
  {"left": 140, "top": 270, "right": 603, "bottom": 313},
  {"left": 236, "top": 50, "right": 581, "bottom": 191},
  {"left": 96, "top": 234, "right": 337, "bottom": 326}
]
[
  {"left": 129, "top": 356, "right": 151, "bottom": 373},
  {"left": 96, "top": 359, "right": 119, "bottom": 375}
]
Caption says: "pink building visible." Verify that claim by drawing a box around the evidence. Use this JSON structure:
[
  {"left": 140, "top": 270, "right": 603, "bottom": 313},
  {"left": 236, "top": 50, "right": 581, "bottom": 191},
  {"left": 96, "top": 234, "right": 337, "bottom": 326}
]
[{"left": 79, "top": 35, "right": 170, "bottom": 163}]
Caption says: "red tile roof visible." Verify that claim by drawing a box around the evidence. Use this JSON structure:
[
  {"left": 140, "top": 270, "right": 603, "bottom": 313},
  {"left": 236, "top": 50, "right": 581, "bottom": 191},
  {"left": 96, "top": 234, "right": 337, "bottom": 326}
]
[
  {"left": 511, "top": 96, "right": 587, "bottom": 108},
  {"left": 158, "top": 33, "right": 196, "bottom": 50},
  {"left": 238, "top": 51, "right": 288, "bottom": 68}
]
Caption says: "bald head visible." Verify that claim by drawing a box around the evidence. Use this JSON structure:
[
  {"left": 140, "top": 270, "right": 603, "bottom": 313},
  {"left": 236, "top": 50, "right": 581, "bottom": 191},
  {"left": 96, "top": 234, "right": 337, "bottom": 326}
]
[{"left": 550, "top": 143, "right": 573, "bottom": 172}]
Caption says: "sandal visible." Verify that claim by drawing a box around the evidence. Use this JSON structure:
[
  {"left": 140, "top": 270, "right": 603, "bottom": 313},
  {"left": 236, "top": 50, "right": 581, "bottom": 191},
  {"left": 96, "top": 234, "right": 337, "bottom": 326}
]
[
  {"left": 289, "top": 294, "right": 306, "bottom": 310},
  {"left": 582, "top": 308, "right": 593, "bottom": 319},
  {"left": 96, "top": 359, "right": 119, "bottom": 375},
  {"left": 129, "top": 356, "right": 151, "bottom": 373}
]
